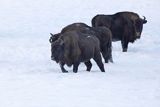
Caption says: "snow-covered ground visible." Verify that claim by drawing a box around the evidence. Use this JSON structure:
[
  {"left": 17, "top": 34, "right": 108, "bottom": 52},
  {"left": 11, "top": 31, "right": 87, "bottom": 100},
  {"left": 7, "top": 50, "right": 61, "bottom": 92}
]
[{"left": 0, "top": 0, "right": 160, "bottom": 107}]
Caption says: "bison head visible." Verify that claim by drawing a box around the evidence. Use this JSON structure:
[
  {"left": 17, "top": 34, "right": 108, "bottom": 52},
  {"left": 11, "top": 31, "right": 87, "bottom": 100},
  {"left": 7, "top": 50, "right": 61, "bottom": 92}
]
[
  {"left": 134, "top": 16, "right": 147, "bottom": 39},
  {"left": 51, "top": 39, "right": 64, "bottom": 63},
  {"left": 49, "top": 33, "right": 61, "bottom": 43}
]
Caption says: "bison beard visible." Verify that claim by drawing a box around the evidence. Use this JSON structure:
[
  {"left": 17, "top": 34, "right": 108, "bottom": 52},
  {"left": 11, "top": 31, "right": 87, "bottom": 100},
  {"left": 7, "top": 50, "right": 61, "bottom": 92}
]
[
  {"left": 50, "top": 31, "right": 105, "bottom": 73},
  {"left": 92, "top": 11, "right": 147, "bottom": 52}
]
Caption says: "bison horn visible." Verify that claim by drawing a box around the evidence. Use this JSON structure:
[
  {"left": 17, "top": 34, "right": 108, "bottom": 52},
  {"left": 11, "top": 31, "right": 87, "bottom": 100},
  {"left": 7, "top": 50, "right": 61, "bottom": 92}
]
[
  {"left": 50, "top": 33, "right": 54, "bottom": 36},
  {"left": 143, "top": 16, "right": 146, "bottom": 20},
  {"left": 142, "top": 16, "right": 147, "bottom": 24}
]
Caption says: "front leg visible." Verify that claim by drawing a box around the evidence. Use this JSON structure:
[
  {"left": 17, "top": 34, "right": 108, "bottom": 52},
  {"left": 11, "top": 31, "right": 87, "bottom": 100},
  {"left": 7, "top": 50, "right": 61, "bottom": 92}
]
[
  {"left": 84, "top": 61, "right": 92, "bottom": 71},
  {"left": 121, "top": 40, "right": 129, "bottom": 52},
  {"left": 93, "top": 53, "right": 105, "bottom": 72},
  {"left": 73, "top": 62, "right": 80, "bottom": 73},
  {"left": 59, "top": 62, "right": 68, "bottom": 73}
]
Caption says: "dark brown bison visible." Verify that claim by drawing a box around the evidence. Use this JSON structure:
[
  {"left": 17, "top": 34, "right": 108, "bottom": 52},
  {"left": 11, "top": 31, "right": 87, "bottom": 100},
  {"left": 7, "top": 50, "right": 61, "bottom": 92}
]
[
  {"left": 60, "top": 23, "right": 113, "bottom": 63},
  {"left": 92, "top": 11, "right": 147, "bottom": 52},
  {"left": 50, "top": 31, "right": 105, "bottom": 73},
  {"left": 50, "top": 33, "right": 93, "bottom": 72}
]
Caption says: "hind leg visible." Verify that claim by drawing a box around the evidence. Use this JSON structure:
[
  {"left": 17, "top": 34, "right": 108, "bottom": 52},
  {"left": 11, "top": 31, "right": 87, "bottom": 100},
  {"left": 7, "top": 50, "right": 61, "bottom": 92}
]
[
  {"left": 73, "top": 62, "right": 80, "bottom": 73},
  {"left": 102, "top": 51, "right": 109, "bottom": 63},
  {"left": 102, "top": 48, "right": 113, "bottom": 63},
  {"left": 84, "top": 60, "right": 92, "bottom": 71},
  {"left": 93, "top": 53, "right": 105, "bottom": 72}
]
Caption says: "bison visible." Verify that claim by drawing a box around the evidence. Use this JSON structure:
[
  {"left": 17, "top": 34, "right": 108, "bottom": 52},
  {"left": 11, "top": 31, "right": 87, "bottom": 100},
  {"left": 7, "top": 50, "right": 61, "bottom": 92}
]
[
  {"left": 50, "top": 33, "right": 93, "bottom": 72},
  {"left": 92, "top": 11, "right": 147, "bottom": 52},
  {"left": 50, "top": 31, "right": 105, "bottom": 73},
  {"left": 60, "top": 23, "right": 113, "bottom": 63}
]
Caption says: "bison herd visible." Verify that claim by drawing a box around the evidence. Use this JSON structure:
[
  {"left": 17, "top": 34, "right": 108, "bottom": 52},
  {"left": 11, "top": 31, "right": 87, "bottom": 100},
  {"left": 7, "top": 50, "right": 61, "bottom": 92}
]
[{"left": 49, "top": 11, "right": 147, "bottom": 73}]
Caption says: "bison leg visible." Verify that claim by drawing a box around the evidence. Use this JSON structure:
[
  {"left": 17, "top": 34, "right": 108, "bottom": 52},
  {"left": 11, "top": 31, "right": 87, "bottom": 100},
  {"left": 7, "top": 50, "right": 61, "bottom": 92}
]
[
  {"left": 73, "top": 62, "right": 80, "bottom": 73},
  {"left": 93, "top": 53, "right": 105, "bottom": 72},
  {"left": 101, "top": 51, "right": 109, "bottom": 63},
  {"left": 121, "top": 40, "right": 129, "bottom": 52},
  {"left": 101, "top": 41, "right": 113, "bottom": 63},
  {"left": 102, "top": 47, "right": 113, "bottom": 63},
  {"left": 84, "top": 61, "right": 92, "bottom": 71},
  {"left": 59, "top": 62, "right": 68, "bottom": 73}
]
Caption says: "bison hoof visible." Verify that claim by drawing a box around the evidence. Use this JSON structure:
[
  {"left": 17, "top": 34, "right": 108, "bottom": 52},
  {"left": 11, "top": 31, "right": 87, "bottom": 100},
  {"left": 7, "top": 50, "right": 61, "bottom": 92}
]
[
  {"left": 86, "top": 67, "right": 91, "bottom": 71},
  {"left": 123, "top": 49, "right": 127, "bottom": 52},
  {"left": 73, "top": 71, "right": 78, "bottom": 73},
  {"left": 86, "top": 69, "right": 91, "bottom": 72},
  {"left": 62, "top": 70, "right": 68, "bottom": 73},
  {"left": 105, "top": 60, "right": 109, "bottom": 63}
]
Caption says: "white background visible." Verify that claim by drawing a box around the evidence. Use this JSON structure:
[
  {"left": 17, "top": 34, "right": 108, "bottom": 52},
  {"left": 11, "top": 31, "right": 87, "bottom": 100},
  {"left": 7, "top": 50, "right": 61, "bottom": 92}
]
[{"left": 0, "top": 0, "right": 160, "bottom": 107}]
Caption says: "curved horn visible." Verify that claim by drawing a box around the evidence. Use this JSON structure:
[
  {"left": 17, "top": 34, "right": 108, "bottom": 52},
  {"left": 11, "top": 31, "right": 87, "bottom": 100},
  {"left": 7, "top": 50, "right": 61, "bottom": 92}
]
[
  {"left": 50, "top": 33, "right": 54, "bottom": 36},
  {"left": 143, "top": 16, "right": 146, "bottom": 20},
  {"left": 142, "top": 16, "right": 147, "bottom": 24}
]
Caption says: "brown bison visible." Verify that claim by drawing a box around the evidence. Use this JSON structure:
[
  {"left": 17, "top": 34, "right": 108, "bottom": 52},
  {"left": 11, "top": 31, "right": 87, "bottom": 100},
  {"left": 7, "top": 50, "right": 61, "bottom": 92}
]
[
  {"left": 60, "top": 23, "right": 113, "bottom": 63},
  {"left": 50, "top": 33, "right": 93, "bottom": 72},
  {"left": 50, "top": 31, "right": 105, "bottom": 73},
  {"left": 92, "top": 11, "right": 147, "bottom": 52}
]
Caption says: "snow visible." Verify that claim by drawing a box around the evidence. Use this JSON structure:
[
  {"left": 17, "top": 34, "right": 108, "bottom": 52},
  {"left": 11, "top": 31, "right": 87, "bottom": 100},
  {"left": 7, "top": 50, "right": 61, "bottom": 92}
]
[{"left": 0, "top": 0, "right": 160, "bottom": 107}]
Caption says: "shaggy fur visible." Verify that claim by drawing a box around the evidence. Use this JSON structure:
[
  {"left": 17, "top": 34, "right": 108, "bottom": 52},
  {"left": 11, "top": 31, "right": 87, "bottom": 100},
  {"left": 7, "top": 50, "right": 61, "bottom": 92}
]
[{"left": 50, "top": 31, "right": 105, "bottom": 73}]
